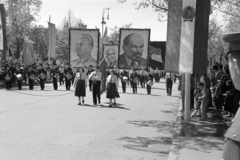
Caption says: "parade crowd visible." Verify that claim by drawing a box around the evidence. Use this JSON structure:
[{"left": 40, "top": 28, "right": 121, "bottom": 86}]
[{"left": 0, "top": 62, "right": 169, "bottom": 107}]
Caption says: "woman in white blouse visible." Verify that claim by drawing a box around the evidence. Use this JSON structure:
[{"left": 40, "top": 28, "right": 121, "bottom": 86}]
[
  {"left": 73, "top": 67, "right": 87, "bottom": 105},
  {"left": 106, "top": 69, "right": 119, "bottom": 107}
]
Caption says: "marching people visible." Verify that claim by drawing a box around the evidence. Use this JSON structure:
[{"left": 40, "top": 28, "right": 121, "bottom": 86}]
[
  {"left": 38, "top": 64, "right": 47, "bottom": 90},
  {"left": 146, "top": 70, "right": 154, "bottom": 95},
  {"left": 73, "top": 67, "right": 87, "bottom": 105},
  {"left": 140, "top": 67, "right": 146, "bottom": 88},
  {"left": 154, "top": 68, "right": 161, "bottom": 83},
  {"left": 15, "top": 65, "right": 24, "bottom": 90},
  {"left": 130, "top": 69, "right": 138, "bottom": 94},
  {"left": 120, "top": 67, "right": 129, "bottom": 93},
  {"left": 64, "top": 63, "right": 73, "bottom": 90},
  {"left": 87, "top": 65, "right": 94, "bottom": 91},
  {"left": 4, "top": 65, "right": 13, "bottom": 90},
  {"left": 106, "top": 69, "right": 119, "bottom": 107},
  {"left": 165, "top": 72, "right": 174, "bottom": 96},
  {"left": 59, "top": 64, "right": 65, "bottom": 86},
  {"left": 89, "top": 66, "right": 102, "bottom": 105},
  {"left": 52, "top": 65, "right": 60, "bottom": 90},
  {"left": 28, "top": 66, "right": 36, "bottom": 90}
]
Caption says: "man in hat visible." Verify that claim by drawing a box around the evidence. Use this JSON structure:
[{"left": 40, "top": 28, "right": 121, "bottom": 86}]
[
  {"left": 4, "top": 64, "right": 13, "bottom": 90},
  {"left": 15, "top": 65, "right": 24, "bottom": 90},
  {"left": 27, "top": 65, "right": 36, "bottom": 90},
  {"left": 52, "top": 64, "right": 60, "bottom": 90},
  {"left": 64, "top": 63, "right": 73, "bottom": 90},
  {"left": 89, "top": 66, "right": 102, "bottom": 105}
]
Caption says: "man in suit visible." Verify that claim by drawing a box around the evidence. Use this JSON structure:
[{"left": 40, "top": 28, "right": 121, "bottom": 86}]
[
  {"left": 119, "top": 33, "right": 147, "bottom": 69},
  {"left": 71, "top": 34, "right": 97, "bottom": 67},
  {"left": 106, "top": 48, "right": 117, "bottom": 68}
]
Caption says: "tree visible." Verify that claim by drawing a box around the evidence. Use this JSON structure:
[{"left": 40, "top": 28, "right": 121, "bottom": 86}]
[
  {"left": 56, "top": 9, "right": 86, "bottom": 61},
  {"left": 5, "top": 0, "right": 42, "bottom": 58}
]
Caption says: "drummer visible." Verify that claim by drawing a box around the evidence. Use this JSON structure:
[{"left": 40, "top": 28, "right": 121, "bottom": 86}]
[
  {"left": 146, "top": 69, "right": 154, "bottom": 95},
  {"left": 16, "top": 65, "right": 24, "bottom": 90}
]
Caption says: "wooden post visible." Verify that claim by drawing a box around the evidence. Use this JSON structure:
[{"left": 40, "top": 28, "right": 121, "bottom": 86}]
[{"left": 184, "top": 73, "right": 191, "bottom": 121}]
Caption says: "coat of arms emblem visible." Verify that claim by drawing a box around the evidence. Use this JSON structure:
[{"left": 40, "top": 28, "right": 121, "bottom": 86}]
[{"left": 182, "top": 5, "right": 196, "bottom": 22}]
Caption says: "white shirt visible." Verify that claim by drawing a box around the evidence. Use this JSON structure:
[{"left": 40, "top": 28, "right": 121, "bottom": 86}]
[
  {"left": 165, "top": 73, "right": 174, "bottom": 82},
  {"left": 73, "top": 72, "right": 88, "bottom": 88},
  {"left": 89, "top": 71, "right": 102, "bottom": 81}
]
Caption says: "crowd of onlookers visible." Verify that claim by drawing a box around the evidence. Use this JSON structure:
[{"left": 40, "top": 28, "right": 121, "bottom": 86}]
[{"left": 180, "top": 62, "right": 240, "bottom": 121}]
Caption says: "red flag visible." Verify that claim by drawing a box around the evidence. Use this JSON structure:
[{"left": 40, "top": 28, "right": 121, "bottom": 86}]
[
  {"left": 0, "top": 4, "right": 7, "bottom": 51},
  {"left": 99, "top": 57, "right": 107, "bottom": 94}
]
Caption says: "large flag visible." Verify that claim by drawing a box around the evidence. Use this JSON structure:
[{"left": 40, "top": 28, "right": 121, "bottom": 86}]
[
  {"left": 48, "top": 22, "right": 56, "bottom": 60},
  {"left": 165, "top": 0, "right": 210, "bottom": 74},
  {"left": 0, "top": 4, "right": 7, "bottom": 51},
  {"left": 23, "top": 42, "right": 35, "bottom": 66},
  {"left": 99, "top": 56, "right": 107, "bottom": 95}
]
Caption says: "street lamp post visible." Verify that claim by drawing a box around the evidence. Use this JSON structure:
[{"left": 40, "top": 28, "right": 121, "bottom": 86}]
[{"left": 101, "top": 8, "right": 110, "bottom": 37}]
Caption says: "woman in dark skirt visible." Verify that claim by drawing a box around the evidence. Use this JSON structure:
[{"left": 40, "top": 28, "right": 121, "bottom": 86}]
[
  {"left": 106, "top": 69, "right": 119, "bottom": 107},
  {"left": 73, "top": 67, "right": 87, "bottom": 105}
]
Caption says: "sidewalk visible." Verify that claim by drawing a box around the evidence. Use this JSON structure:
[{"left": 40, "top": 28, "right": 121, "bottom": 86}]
[{"left": 168, "top": 100, "right": 231, "bottom": 160}]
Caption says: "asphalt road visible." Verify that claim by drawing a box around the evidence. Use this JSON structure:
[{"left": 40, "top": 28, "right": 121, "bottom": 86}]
[{"left": 0, "top": 80, "right": 180, "bottom": 160}]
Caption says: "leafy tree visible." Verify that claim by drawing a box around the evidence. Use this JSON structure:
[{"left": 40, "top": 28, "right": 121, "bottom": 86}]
[
  {"left": 5, "top": 0, "right": 42, "bottom": 58},
  {"left": 56, "top": 9, "right": 86, "bottom": 61}
]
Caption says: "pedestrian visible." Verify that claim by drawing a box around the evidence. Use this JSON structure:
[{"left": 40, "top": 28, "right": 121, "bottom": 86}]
[
  {"left": 73, "top": 67, "right": 87, "bottom": 105},
  {"left": 154, "top": 68, "right": 161, "bottom": 83},
  {"left": 106, "top": 69, "right": 119, "bottom": 107},
  {"left": 87, "top": 65, "right": 94, "bottom": 91},
  {"left": 59, "top": 64, "right": 65, "bottom": 86},
  {"left": 28, "top": 66, "right": 36, "bottom": 90},
  {"left": 64, "top": 63, "right": 73, "bottom": 90},
  {"left": 130, "top": 69, "right": 138, "bottom": 94},
  {"left": 38, "top": 64, "right": 47, "bottom": 90},
  {"left": 89, "top": 66, "right": 102, "bottom": 105},
  {"left": 120, "top": 67, "right": 129, "bottom": 93},
  {"left": 16, "top": 65, "right": 24, "bottom": 90},
  {"left": 165, "top": 72, "right": 174, "bottom": 96},
  {"left": 198, "top": 82, "right": 209, "bottom": 121},
  {"left": 4, "top": 65, "right": 13, "bottom": 90},
  {"left": 146, "top": 70, "right": 153, "bottom": 94},
  {"left": 52, "top": 65, "right": 60, "bottom": 90},
  {"left": 140, "top": 67, "right": 146, "bottom": 88}
]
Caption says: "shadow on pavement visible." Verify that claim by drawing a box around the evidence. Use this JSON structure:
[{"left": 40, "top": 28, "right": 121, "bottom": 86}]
[{"left": 118, "top": 136, "right": 172, "bottom": 156}]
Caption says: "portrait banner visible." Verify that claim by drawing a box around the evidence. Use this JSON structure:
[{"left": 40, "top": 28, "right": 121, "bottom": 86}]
[
  {"left": 23, "top": 42, "right": 34, "bottom": 67},
  {"left": 149, "top": 41, "right": 166, "bottom": 70},
  {"left": 103, "top": 45, "right": 118, "bottom": 69},
  {"left": 118, "top": 28, "right": 150, "bottom": 69},
  {"left": 0, "top": 4, "right": 7, "bottom": 51},
  {"left": 69, "top": 29, "right": 100, "bottom": 68}
]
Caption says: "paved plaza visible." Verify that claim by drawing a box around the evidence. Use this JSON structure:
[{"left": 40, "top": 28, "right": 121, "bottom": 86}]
[{"left": 0, "top": 81, "right": 180, "bottom": 160}]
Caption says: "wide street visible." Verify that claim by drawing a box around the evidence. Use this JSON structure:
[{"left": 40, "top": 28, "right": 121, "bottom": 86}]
[{"left": 0, "top": 80, "right": 180, "bottom": 160}]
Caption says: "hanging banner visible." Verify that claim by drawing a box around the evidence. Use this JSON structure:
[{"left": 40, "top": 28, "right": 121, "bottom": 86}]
[
  {"left": 48, "top": 22, "right": 56, "bottom": 60},
  {"left": 0, "top": 4, "right": 7, "bottom": 51},
  {"left": 23, "top": 42, "right": 35, "bottom": 66},
  {"left": 165, "top": 0, "right": 210, "bottom": 74}
]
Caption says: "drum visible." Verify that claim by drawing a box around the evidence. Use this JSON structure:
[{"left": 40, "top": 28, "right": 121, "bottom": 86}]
[
  {"left": 147, "top": 80, "right": 154, "bottom": 87},
  {"left": 123, "top": 76, "right": 128, "bottom": 82},
  {"left": 16, "top": 74, "right": 22, "bottom": 80}
]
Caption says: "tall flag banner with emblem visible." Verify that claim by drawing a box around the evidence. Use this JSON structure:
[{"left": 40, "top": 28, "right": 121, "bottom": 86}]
[
  {"left": 165, "top": 0, "right": 210, "bottom": 74},
  {"left": 99, "top": 56, "right": 107, "bottom": 95},
  {"left": 48, "top": 22, "right": 56, "bottom": 60},
  {"left": 23, "top": 42, "right": 35, "bottom": 66},
  {"left": 0, "top": 4, "right": 7, "bottom": 51}
]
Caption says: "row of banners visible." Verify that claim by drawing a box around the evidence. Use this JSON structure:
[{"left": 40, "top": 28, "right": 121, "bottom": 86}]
[{"left": 1, "top": 0, "right": 211, "bottom": 74}]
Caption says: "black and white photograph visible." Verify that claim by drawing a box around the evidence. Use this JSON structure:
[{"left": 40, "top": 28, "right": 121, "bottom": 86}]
[
  {"left": 70, "top": 29, "right": 99, "bottom": 68},
  {"left": 118, "top": 28, "right": 150, "bottom": 69}
]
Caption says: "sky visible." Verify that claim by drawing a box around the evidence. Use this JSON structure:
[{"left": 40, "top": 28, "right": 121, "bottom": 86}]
[{"left": 37, "top": 0, "right": 167, "bottom": 41}]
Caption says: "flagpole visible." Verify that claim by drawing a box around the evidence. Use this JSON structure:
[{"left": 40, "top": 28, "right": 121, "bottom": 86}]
[
  {"left": 48, "top": 15, "right": 51, "bottom": 64},
  {"left": 184, "top": 74, "right": 191, "bottom": 120}
]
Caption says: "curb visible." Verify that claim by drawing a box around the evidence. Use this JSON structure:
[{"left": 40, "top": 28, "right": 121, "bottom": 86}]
[{"left": 168, "top": 97, "right": 184, "bottom": 160}]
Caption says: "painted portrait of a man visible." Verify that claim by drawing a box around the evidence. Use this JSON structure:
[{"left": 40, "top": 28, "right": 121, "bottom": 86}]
[
  {"left": 118, "top": 29, "right": 150, "bottom": 69},
  {"left": 104, "top": 45, "right": 118, "bottom": 69},
  {"left": 70, "top": 29, "right": 99, "bottom": 67}
]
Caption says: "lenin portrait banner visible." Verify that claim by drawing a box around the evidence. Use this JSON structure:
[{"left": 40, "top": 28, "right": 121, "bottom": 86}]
[
  {"left": 103, "top": 45, "right": 118, "bottom": 69},
  {"left": 148, "top": 41, "right": 166, "bottom": 70},
  {"left": 69, "top": 29, "right": 100, "bottom": 68},
  {"left": 118, "top": 28, "right": 150, "bottom": 69}
]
